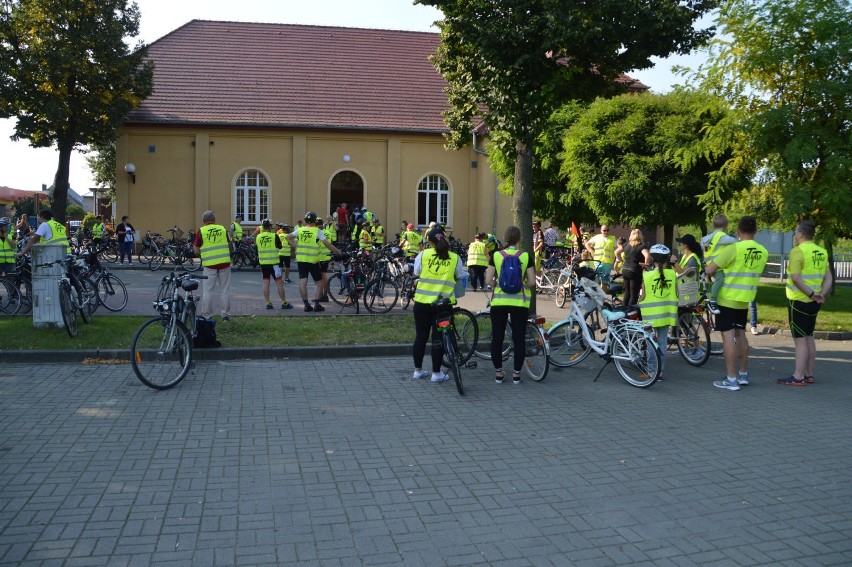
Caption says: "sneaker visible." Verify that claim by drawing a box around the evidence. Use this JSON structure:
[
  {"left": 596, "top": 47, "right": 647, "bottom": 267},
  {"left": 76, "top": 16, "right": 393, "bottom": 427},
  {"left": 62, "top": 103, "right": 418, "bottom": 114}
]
[
  {"left": 431, "top": 372, "right": 449, "bottom": 383},
  {"left": 412, "top": 370, "right": 429, "bottom": 380},
  {"left": 495, "top": 372, "right": 504, "bottom": 384},
  {"left": 320, "top": 295, "right": 330, "bottom": 303},
  {"left": 804, "top": 375, "right": 815, "bottom": 384},
  {"left": 313, "top": 303, "right": 325, "bottom": 312},
  {"left": 512, "top": 373, "right": 521, "bottom": 385},
  {"left": 706, "top": 301, "right": 720, "bottom": 315},
  {"left": 751, "top": 326, "right": 758, "bottom": 335},
  {"left": 284, "top": 278, "right": 293, "bottom": 283},
  {"left": 281, "top": 302, "right": 293, "bottom": 310},
  {"left": 777, "top": 376, "right": 806, "bottom": 386},
  {"left": 713, "top": 378, "right": 740, "bottom": 391},
  {"left": 737, "top": 372, "right": 749, "bottom": 386},
  {"left": 266, "top": 302, "right": 273, "bottom": 310},
  {"left": 304, "top": 304, "right": 314, "bottom": 312}
]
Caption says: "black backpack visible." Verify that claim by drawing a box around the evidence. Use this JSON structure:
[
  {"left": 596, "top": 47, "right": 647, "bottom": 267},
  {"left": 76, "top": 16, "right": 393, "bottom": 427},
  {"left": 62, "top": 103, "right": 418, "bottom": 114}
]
[{"left": 193, "top": 316, "right": 221, "bottom": 348}]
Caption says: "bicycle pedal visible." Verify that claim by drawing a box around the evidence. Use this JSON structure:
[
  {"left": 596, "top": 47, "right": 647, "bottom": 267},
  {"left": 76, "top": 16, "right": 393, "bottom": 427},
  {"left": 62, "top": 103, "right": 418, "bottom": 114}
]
[{"left": 465, "top": 361, "right": 478, "bottom": 369}]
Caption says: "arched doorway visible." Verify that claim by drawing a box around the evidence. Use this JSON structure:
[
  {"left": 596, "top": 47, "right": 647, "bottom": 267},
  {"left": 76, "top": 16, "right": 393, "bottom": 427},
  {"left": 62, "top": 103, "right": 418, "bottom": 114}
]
[{"left": 330, "top": 170, "right": 364, "bottom": 213}]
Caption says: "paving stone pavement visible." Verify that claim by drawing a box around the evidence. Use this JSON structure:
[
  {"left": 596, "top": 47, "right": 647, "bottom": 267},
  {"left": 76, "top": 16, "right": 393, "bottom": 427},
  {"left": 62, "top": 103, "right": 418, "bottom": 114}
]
[{"left": 1, "top": 336, "right": 851, "bottom": 566}]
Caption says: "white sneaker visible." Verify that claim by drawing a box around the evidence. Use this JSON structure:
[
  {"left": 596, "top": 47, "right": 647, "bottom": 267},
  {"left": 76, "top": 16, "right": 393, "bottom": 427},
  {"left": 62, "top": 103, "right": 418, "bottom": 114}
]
[
  {"left": 737, "top": 372, "right": 749, "bottom": 386},
  {"left": 751, "top": 326, "right": 758, "bottom": 335},
  {"left": 713, "top": 378, "right": 741, "bottom": 391},
  {"left": 431, "top": 372, "right": 449, "bottom": 383},
  {"left": 412, "top": 370, "right": 429, "bottom": 380}
]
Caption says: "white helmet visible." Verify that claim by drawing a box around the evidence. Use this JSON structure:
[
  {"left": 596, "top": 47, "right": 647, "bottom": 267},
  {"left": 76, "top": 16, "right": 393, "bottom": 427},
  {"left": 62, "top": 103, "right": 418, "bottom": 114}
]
[{"left": 649, "top": 244, "right": 671, "bottom": 262}]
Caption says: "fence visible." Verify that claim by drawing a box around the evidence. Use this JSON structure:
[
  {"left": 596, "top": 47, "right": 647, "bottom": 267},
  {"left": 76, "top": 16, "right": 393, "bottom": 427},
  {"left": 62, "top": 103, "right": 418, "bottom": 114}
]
[{"left": 762, "top": 253, "right": 852, "bottom": 281}]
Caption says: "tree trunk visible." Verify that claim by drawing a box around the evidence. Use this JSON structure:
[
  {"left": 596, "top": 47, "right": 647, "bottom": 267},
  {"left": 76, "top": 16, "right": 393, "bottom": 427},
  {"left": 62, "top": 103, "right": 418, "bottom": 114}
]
[
  {"left": 514, "top": 140, "right": 536, "bottom": 313},
  {"left": 663, "top": 224, "right": 674, "bottom": 249},
  {"left": 51, "top": 138, "right": 74, "bottom": 224},
  {"left": 826, "top": 240, "right": 836, "bottom": 296}
]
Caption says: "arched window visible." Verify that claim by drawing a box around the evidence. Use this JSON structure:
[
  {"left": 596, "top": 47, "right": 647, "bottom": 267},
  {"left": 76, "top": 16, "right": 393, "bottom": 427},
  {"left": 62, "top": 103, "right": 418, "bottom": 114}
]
[
  {"left": 234, "top": 169, "right": 269, "bottom": 224},
  {"left": 417, "top": 174, "right": 449, "bottom": 226}
]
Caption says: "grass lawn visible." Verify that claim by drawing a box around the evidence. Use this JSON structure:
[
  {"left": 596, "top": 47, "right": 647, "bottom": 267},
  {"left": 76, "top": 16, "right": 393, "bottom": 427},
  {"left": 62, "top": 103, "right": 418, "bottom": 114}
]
[{"left": 0, "top": 283, "right": 848, "bottom": 351}]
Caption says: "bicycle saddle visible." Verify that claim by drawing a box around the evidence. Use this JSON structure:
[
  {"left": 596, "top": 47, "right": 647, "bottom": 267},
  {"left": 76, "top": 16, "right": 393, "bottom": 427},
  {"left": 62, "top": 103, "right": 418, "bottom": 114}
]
[
  {"left": 181, "top": 279, "right": 199, "bottom": 291},
  {"left": 601, "top": 308, "right": 626, "bottom": 321}
]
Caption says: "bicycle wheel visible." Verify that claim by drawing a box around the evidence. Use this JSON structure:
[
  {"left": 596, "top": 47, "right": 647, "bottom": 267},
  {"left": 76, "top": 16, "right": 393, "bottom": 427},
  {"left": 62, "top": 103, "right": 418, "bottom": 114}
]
[
  {"left": 676, "top": 311, "right": 711, "bottom": 367},
  {"left": 76, "top": 277, "right": 97, "bottom": 323},
  {"left": 58, "top": 280, "right": 78, "bottom": 337},
  {"left": 102, "top": 242, "right": 119, "bottom": 263},
  {"left": 555, "top": 285, "right": 567, "bottom": 308},
  {"left": 547, "top": 317, "right": 593, "bottom": 367},
  {"left": 443, "top": 332, "right": 464, "bottom": 396},
  {"left": 180, "top": 250, "right": 201, "bottom": 272},
  {"left": 138, "top": 244, "right": 155, "bottom": 264},
  {"left": 182, "top": 299, "right": 198, "bottom": 337},
  {"left": 131, "top": 317, "right": 193, "bottom": 390},
  {"left": 470, "top": 311, "right": 512, "bottom": 361},
  {"left": 149, "top": 251, "right": 165, "bottom": 271},
  {"left": 522, "top": 321, "right": 549, "bottom": 381},
  {"left": 326, "top": 273, "right": 357, "bottom": 312},
  {"left": 0, "top": 277, "right": 22, "bottom": 315},
  {"left": 16, "top": 277, "right": 32, "bottom": 314},
  {"left": 95, "top": 273, "right": 129, "bottom": 312},
  {"left": 231, "top": 251, "right": 247, "bottom": 271},
  {"left": 612, "top": 329, "right": 660, "bottom": 388},
  {"left": 442, "top": 307, "right": 477, "bottom": 366},
  {"left": 363, "top": 277, "right": 398, "bottom": 314},
  {"left": 400, "top": 276, "right": 414, "bottom": 309}
]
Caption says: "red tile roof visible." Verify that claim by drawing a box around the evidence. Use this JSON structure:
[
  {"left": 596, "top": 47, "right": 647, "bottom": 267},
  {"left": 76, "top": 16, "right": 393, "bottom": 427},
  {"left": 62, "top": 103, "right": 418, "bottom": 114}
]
[
  {"left": 127, "top": 20, "right": 650, "bottom": 134},
  {"left": 126, "top": 20, "right": 450, "bottom": 133}
]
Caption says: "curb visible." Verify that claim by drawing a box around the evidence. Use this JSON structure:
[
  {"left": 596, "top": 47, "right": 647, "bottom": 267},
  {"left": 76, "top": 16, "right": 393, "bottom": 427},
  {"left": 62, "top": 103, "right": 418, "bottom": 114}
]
[
  {"left": 2, "top": 344, "right": 414, "bottom": 364},
  {"left": 763, "top": 327, "right": 852, "bottom": 341}
]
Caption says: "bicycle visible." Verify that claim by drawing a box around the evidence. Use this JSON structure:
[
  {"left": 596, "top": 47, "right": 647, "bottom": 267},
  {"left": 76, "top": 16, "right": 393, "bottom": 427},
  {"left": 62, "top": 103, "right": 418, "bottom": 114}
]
[
  {"left": 36, "top": 256, "right": 98, "bottom": 337},
  {"left": 547, "top": 278, "right": 661, "bottom": 388},
  {"left": 362, "top": 256, "right": 399, "bottom": 313},
  {"left": 667, "top": 269, "right": 716, "bottom": 366},
  {"left": 0, "top": 273, "right": 22, "bottom": 315},
  {"left": 326, "top": 254, "right": 364, "bottom": 313},
  {"left": 149, "top": 227, "right": 200, "bottom": 272},
  {"left": 230, "top": 236, "right": 259, "bottom": 271},
  {"left": 433, "top": 297, "right": 470, "bottom": 396},
  {"left": 463, "top": 293, "right": 550, "bottom": 382},
  {"left": 73, "top": 247, "right": 129, "bottom": 312},
  {"left": 138, "top": 231, "right": 164, "bottom": 264},
  {"left": 131, "top": 271, "right": 207, "bottom": 390}
]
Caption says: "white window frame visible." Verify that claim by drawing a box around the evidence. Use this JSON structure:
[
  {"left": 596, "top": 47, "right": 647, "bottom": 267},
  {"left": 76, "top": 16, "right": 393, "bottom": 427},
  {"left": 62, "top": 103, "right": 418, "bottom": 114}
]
[
  {"left": 234, "top": 169, "right": 269, "bottom": 224},
  {"left": 417, "top": 174, "right": 450, "bottom": 226}
]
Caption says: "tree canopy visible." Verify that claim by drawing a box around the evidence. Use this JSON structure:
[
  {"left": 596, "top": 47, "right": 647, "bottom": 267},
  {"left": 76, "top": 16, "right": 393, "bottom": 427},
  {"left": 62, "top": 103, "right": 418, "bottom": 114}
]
[
  {"left": 0, "top": 0, "right": 153, "bottom": 222},
  {"left": 695, "top": 0, "right": 851, "bottom": 244}
]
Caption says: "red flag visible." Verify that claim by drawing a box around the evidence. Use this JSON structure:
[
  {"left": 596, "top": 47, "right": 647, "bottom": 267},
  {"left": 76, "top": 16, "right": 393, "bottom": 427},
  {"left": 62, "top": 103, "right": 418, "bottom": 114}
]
[{"left": 571, "top": 222, "right": 580, "bottom": 238}]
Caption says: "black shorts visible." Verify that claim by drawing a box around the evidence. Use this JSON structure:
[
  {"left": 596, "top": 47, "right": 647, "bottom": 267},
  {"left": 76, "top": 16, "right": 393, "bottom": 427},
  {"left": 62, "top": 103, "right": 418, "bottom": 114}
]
[
  {"left": 788, "top": 300, "right": 821, "bottom": 338},
  {"left": 278, "top": 256, "right": 291, "bottom": 268},
  {"left": 319, "top": 260, "right": 330, "bottom": 273},
  {"left": 260, "top": 264, "right": 281, "bottom": 280},
  {"left": 715, "top": 305, "right": 747, "bottom": 333},
  {"left": 298, "top": 262, "right": 322, "bottom": 281}
]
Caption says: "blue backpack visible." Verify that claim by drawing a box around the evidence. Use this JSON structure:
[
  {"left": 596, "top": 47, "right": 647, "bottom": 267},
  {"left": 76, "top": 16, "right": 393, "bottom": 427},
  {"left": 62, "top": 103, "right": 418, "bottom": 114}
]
[{"left": 498, "top": 250, "right": 524, "bottom": 294}]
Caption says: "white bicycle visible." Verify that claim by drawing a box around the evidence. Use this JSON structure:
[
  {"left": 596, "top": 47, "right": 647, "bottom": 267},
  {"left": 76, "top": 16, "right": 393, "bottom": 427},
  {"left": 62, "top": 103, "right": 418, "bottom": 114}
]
[{"left": 547, "top": 278, "right": 662, "bottom": 388}]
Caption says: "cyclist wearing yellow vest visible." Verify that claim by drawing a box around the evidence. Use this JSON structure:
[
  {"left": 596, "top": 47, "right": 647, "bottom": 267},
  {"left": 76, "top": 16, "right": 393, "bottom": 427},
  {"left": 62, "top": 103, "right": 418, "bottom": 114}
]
[
  {"left": 286, "top": 211, "right": 341, "bottom": 312},
  {"left": 411, "top": 227, "right": 463, "bottom": 383},
  {"left": 779, "top": 220, "right": 832, "bottom": 386},
  {"left": 466, "top": 232, "right": 489, "bottom": 292},
  {"left": 317, "top": 218, "right": 336, "bottom": 303},
  {"left": 193, "top": 210, "right": 232, "bottom": 321},
  {"left": 0, "top": 218, "right": 15, "bottom": 275},
  {"left": 17, "top": 209, "right": 71, "bottom": 257},
  {"left": 639, "top": 244, "right": 679, "bottom": 378},
  {"left": 584, "top": 224, "right": 616, "bottom": 278},
  {"left": 484, "top": 225, "right": 536, "bottom": 385},
  {"left": 700, "top": 214, "right": 738, "bottom": 313},
  {"left": 706, "top": 216, "right": 768, "bottom": 391},
  {"left": 256, "top": 219, "right": 292, "bottom": 310},
  {"left": 359, "top": 223, "right": 373, "bottom": 252},
  {"left": 276, "top": 223, "right": 294, "bottom": 283},
  {"left": 230, "top": 215, "right": 243, "bottom": 243},
  {"left": 400, "top": 223, "right": 422, "bottom": 258},
  {"left": 91, "top": 215, "right": 106, "bottom": 246},
  {"left": 372, "top": 218, "right": 385, "bottom": 245}
]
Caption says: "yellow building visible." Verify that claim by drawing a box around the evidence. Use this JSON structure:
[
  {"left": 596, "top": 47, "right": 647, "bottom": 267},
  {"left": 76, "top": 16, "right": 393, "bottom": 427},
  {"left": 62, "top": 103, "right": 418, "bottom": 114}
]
[{"left": 116, "top": 20, "right": 511, "bottom": 240}]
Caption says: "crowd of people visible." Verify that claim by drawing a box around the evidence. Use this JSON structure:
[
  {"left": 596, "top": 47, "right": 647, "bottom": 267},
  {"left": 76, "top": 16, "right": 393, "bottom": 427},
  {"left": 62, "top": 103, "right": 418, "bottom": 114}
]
[{"left": 9, "top": 206, "right": 834, "bottom": 390}]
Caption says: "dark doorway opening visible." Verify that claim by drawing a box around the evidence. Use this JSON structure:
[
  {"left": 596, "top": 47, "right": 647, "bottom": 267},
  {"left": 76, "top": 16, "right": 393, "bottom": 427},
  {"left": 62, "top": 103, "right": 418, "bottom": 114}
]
[{"left": 330, "top": 170, "right": 364, "bottom": 215}]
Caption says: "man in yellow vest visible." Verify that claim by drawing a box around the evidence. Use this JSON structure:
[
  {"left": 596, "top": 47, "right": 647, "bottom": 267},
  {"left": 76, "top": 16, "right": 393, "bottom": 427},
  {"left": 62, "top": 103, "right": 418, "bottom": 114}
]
[
  {"left": 256, "top": 219, "right": 292, "bottom": 310},
  {"left": 778, "top": 220, "right": 832, "bottom": 386},
  {"left": 400, "top": 223, "right": 422, "bottom": 258},
  {"left": 372, "top": 218, "right": 385, "bottom": 246},
  {"left": 700, "top": 214, "right": 738, "bottom": 313},
  {"left": 229, "top": 215, "right": 243, "bottom": 243},
  {"left": 584, "top": 224, "right": 616, "bottom": 278},
  {"left": 286, "top": 211, "right": 342, "bottom": 312},
  {"left": 17, "top": 209, "right": 71, "bottom": 257},
  {"left": 0, "top": 218, "right": 15, "bottom": 275},
  {"left": 276, "top": 223, "right": 294, "bottom": 283},
  {"left": 466, "top": 232, "right": 489, "bottom": 291},
  {"left": 91, "top": 215, "right": 106, "bottom": 247},
  {"left": 193, "top": 210, "right": 232, "bottom": 321},
  {"left": 318, "top": 218, "right": 336, "bottom": 302},
  {"left": 706, "top": 216, "right": 768, "bottom": 391}
]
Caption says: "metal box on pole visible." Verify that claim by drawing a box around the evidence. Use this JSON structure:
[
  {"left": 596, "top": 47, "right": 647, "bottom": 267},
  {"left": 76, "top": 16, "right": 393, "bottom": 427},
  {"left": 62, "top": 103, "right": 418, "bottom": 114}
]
[{"left": 31, "top": 244, "right": 66, "bottom": 328}]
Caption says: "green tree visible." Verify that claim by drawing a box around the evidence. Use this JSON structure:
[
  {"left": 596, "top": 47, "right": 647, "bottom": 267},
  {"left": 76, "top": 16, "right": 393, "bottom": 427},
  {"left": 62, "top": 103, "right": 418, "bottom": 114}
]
[
  {"left": 696, "top": 0, "right": 851, "bottom": 255},
  {"left": 0, "top": 0, "right": 153, "bottom": 223},
  {"left": 559, "top": 91, "right": 750, "bottom": 246},
  {"left": 415, "top": 0, "right": 717, "bottom": 265},
  {"left": 85, "top": 141, "right": 117, "bottom": 200}
]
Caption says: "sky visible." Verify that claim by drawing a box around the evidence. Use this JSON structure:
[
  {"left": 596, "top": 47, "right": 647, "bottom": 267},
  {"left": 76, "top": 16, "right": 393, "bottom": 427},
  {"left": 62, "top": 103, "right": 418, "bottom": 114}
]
[{"left": 0, "top": 0, "right": 711, "bottom": 196}]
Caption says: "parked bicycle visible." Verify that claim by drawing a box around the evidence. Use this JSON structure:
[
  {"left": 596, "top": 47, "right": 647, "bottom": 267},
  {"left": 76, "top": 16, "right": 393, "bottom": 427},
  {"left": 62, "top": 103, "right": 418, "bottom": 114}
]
[
  {"left": 149, "top": 227, "right": 200, "bottom": 272},
  {"left": 131, "top": 271, "right": 207, "bottom": 390},
  {"left": 73, "top": 247, "right": 129, "bottom": 312},
  {"left": 35, "top": 256, "right": 98, "bottom": 337},
  {"left": 433, "top": 296, "right": 477, "bottom": 396},
  {"left": 547, "top": 278, "right": 661, "bottom": 388},
  {"left": 138, "top": 231, "right": 164, "bottom": 264}
]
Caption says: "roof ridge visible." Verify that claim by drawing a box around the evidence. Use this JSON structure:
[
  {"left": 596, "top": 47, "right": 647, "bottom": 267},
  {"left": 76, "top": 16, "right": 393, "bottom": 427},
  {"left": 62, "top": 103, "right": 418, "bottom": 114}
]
[{"left": 169, "top": 19, "right": 438, "bottom": 37}]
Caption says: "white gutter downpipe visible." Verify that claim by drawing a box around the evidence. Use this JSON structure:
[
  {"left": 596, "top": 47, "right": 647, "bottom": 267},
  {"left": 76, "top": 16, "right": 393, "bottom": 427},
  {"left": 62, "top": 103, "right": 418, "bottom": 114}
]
[{"left": 472, "top": 131, "right": 499, "bottom": 235}]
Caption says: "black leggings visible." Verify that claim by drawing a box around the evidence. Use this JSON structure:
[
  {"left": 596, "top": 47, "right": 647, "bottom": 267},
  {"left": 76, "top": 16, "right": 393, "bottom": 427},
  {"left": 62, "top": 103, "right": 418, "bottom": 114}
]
[
  {"left": 490, "top": 305, "right": 529, "bottom": 372},
  {"left": 468, "top": 265, "right": 486, "bottom": 290},
  {"left": 413, "top": 302, "right": 443, "bottom": 372},
  {"left": 622, "top": 269, "right": 642, "bottom": 306}
]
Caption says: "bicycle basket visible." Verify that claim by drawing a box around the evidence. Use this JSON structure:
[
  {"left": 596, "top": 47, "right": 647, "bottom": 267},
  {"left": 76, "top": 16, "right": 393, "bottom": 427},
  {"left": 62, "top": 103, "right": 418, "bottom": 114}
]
[
  {"left": 678, "top": 281, "right": 701, "bottom": 307},
  {"left": 579, "top": 278, "right": 608, "bottom": 308},
  {"left": 172, "top": 228, "right": 185, "bottom": 240},
  {"left": 575, "top": 293, "right": 598, "bottom": 315}
]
